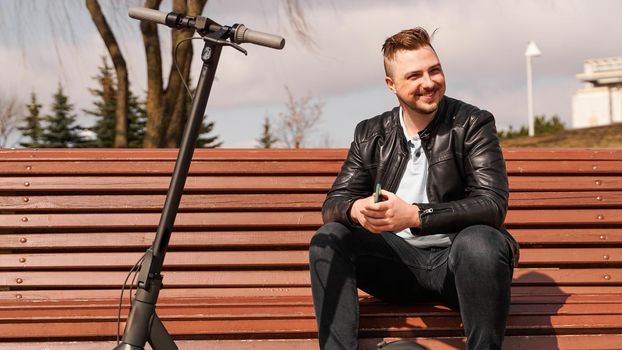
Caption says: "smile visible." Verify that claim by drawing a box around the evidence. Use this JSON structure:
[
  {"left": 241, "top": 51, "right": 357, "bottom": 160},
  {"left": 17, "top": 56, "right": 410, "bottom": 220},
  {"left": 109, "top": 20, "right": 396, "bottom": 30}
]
[{"left": 419, "top": 91, "right": 436, "bottom": 99}]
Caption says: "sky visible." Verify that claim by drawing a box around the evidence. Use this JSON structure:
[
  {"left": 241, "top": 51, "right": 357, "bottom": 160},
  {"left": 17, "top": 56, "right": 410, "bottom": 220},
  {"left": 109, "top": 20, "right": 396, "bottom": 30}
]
[{"left": 2, "top": 0, "right": 622, "bottom": 148}]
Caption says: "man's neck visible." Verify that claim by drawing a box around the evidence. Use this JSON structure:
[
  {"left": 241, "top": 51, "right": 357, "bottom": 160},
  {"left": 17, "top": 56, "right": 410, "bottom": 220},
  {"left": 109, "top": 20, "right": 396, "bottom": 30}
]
[{"left": 401, "top": 104, "right": 436, "bottom": 138}]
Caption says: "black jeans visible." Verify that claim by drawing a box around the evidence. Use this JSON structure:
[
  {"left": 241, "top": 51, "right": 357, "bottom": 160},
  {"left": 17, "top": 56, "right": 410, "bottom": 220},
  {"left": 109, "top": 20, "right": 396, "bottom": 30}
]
[{"left": 309, "top": 222, "right": 517, "bottom": 350}]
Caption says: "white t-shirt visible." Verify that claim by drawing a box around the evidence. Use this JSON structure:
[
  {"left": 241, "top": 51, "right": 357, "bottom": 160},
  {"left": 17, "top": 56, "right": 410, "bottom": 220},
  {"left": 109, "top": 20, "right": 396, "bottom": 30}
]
[{"left": 394, "top": 108, "right": 452, "bottom": 248}]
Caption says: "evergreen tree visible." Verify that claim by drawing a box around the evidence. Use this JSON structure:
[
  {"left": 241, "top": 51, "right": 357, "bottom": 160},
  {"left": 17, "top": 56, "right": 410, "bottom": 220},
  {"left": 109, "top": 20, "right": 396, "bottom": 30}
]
[
  {"left": 534, "top": 114, "right": 565, "bottom": 134},
  {"left": 256, "top": 116, "right": 279, "bottom": 148},
  {"left": 182, "top": 85, "right": 222, "bottom": 148},
  {"left": 84, "top": 57, "right": 146, "bottom": 148},
  {"left": 19, "top": 93, "right": 44, "bottom": 148},
  {"left": 498, "top": 114, "right": 566, "bottom": 140},
  {"left": 42, "top": 84, "right": 83, "bottom": 148},
  {"left": 127, "top": 92, "right": 146, "bottom": 148},
  {"left": 196, "top": 116, "right": 223, "bottom": 148},
  {"left": 84, "top": 57, "right": 116, "bottom": 147}
]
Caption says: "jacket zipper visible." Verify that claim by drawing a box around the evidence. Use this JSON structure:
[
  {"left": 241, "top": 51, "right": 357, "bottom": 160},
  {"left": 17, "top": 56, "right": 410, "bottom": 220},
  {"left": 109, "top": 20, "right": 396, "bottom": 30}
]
[
  {"left": 420, "top": 207, "right": 453, "bottom": 217},
  {"left": 386, "top": 134, "right": 410, "bottom": 192},
  {"left": 421, "top": 208, "right": 434, "bottom": 216},
  {"left": 388, "top": 153, "right": 407, "bottom": 192}
]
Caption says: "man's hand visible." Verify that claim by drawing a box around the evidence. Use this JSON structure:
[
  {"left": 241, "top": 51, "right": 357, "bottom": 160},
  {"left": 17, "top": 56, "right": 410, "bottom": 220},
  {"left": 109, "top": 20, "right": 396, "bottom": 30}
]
[{"left": 350, "top": 190, "right": 421, "bottom": 234}]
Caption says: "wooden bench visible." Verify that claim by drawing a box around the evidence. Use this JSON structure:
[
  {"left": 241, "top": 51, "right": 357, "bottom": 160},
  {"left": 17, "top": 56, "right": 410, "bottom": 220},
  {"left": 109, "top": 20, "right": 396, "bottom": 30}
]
[{"left": 1, "top": 148, "right": 622, "bottom": 349}]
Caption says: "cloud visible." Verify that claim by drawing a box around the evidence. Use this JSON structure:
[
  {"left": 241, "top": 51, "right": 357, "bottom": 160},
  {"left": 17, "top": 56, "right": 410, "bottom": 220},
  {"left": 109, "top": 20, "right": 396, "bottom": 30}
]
[
  {"left": 202, "top": 0, "right": 622, "bottom": 125},
  {"left": 3, "top": 0, "right": 622, "bottom": 148}
]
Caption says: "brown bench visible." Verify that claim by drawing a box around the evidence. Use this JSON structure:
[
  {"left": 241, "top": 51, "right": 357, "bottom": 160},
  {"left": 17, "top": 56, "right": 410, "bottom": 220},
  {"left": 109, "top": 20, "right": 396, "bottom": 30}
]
[{"left": 1, "top": 148, "right": 622, "bottom": 349}]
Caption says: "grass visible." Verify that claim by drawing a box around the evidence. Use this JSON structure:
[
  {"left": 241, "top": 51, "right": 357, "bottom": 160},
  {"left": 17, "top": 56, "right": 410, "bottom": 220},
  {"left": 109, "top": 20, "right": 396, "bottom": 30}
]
[{"left": 499, "top": 123, "right": 622, "bottom": 148}]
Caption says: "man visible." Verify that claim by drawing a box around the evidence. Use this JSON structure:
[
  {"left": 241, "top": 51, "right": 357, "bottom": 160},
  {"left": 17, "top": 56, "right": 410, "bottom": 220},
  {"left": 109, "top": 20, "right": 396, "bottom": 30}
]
[{"left": 309, "top": 27, "right": 519, "bottom": 350}]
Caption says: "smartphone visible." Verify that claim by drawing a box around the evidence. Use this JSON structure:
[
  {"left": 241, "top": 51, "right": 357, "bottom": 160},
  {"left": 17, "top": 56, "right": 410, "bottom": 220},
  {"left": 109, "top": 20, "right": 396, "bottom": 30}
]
[{"left": 374, "top": 183, "right": 382, "bottom": 203}]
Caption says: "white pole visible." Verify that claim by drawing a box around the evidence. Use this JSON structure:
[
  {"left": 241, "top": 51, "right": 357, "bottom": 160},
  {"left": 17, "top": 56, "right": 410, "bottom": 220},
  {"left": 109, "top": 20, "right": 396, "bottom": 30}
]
[
  {"left": 526, "top": 55, "right": 535, "bottom": 137},
  {"left": 525, "top": 41, "right": 541, "bottom": 137}
]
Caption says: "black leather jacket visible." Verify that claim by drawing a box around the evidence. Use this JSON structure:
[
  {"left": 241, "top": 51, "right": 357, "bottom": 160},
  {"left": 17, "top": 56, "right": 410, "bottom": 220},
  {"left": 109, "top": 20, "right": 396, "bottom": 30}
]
[{"left": 322, "top": 96, "right": 509, "bottom": 236}]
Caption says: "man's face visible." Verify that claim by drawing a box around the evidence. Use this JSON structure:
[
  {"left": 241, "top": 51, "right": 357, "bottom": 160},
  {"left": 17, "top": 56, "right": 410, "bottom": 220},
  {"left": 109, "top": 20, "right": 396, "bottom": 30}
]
[{"left": 384, "top": 46, "right": 446, "bottom": 117}]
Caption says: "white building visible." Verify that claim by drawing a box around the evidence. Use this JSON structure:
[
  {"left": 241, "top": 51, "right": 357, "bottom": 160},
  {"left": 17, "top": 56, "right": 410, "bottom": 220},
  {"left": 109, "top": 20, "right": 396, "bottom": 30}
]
[{"left": 572, "top": 57, "right": 622, "bottom": 128}]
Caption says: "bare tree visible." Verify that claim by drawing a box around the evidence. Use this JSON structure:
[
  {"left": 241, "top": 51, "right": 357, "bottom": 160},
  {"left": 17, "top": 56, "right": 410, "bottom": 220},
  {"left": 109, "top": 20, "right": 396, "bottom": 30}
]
[
  {"left": 2, "top": 0, "right": 316, "bottom": 147},
  {"left": 85, "top": 0, "right": 129, "bottom": 147},
  {"left": 278, "top": 87, "right": 323, "bottom": 148},
  {"left": 141, "top": 0, "right": 208, "bottom": 148},
  {"left": 0, "top": 94, "right": 24, "bottom": 148}
]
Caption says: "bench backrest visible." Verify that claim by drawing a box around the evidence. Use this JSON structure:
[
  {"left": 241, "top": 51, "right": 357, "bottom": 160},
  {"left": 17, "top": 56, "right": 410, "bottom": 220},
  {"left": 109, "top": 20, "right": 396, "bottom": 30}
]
[{"left": 2, "top": 148, "right": 622, "bottom": 303}]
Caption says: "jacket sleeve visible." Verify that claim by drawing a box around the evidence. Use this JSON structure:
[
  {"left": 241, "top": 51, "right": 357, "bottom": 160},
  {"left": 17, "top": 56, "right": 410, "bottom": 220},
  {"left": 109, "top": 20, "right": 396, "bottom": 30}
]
[
  {"left": 414, "top": 110, "right": 509, "bottom": 235},
  {"left": 322, "top": 122, "right": 372, "bottom": 228}
]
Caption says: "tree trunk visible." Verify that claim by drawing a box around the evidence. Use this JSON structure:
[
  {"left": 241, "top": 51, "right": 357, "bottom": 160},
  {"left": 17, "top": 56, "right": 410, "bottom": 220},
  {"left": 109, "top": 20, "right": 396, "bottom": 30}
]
[
  {"left": 141, "top": 0, "right": 164, "bottom": 148},
  {"left": 142, "top": 0, "right": 208, "bottom": 148},
  {"left": 162, "top": 0, "right": 208, "bottom": 147},
  {"left": 85, "top": 0, "right": 129, "bottom": 147},
  {"left": 164, "top": 43, "right": 193, "bottom": 147}
]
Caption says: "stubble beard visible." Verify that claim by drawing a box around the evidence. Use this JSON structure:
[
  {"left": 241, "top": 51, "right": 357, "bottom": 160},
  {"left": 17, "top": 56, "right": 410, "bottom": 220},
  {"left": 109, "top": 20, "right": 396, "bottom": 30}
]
[{"left": 404, "top": 94, "right": 441, "bottom": 117}]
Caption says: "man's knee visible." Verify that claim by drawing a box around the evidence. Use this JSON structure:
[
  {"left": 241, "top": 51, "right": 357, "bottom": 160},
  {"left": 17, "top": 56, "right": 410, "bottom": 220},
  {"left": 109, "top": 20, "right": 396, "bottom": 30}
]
[
  {"left": 311, "top": 222, "right": 352, "bottom": 245},
  {"left": 309, "top": 222, "right": 354, "bottom": 261},
  {"left": 449, "top": 225, "right": 514, "bottom": 269}
]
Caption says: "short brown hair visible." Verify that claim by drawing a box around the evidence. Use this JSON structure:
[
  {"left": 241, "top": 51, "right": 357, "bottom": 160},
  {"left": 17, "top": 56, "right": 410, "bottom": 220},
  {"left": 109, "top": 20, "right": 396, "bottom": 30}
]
[{"left": 382, "top": 27, "right": 436, "bottom": 75}]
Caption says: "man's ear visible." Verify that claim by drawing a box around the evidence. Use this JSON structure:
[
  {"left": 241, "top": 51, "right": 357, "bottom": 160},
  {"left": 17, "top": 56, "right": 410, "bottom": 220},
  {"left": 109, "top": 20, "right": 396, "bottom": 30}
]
[{"left": 385, "top": 76, "right": 396, "bottom": 94}]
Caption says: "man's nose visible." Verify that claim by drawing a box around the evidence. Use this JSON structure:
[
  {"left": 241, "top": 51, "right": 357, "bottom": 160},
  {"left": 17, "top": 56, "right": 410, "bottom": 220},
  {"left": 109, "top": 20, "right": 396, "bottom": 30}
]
[{"left": 422, "top": 73, "right": 435, "bottom": 89}]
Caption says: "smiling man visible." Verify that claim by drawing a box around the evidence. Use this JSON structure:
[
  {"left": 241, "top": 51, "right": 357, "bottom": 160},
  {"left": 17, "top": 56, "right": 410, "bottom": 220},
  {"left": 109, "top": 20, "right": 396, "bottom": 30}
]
[{"left": 309, "top": 28, "right": 520, "bottom": 350}]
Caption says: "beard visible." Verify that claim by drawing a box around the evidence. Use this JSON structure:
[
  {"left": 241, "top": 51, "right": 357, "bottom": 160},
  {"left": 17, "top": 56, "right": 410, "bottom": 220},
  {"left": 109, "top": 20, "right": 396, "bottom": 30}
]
[{"left": 401, "top": 91, "right": 442, "bottom": 116}]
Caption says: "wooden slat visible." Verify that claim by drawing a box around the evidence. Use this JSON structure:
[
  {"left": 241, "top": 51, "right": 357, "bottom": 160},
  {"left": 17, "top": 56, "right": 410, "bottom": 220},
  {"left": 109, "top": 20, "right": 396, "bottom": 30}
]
[
  {"left": 4, "top": 285, "right": 621, "bottom": 303},
  {"left": 0, "top": 176, "right": 335, "bottom": 192},
  {"left": 512, "top": 285, "right": 622, "bottom": 296},
  {"left": 0, "top": 231, "right": 315, "bottom": 250},
  {"left": 2, "top": 247, "right": 621, "bottom": 270},
  {"left": 3, "top": 229, "right": 622, "bottom": 252},
  {"left": 0, "top": 212, "right": 322, "bottom": 231},
  {"left": 512, "top": 268, "right": 621, "bottom": 285},
  {"left": 3, "top": 191, "right": 622, "bottom": 212},
  {"left": 3, "top": 209, "right": 622, "bottom": 231},
  {"left": 4, "top": 175, "right": 622, "bottom": 193},
  {"left": 506, "top": 160, "right": 622, "bottom": 174},
  {"left": 0, "top": 319, "right": 320, "bottom": 339},
  {"left": 4, "top": 298, "right": 622, "bottom": 318},
  {"left": 0, "top": 148, "right": 349, "bottom": 161},
  {"left": 506, "top": 209, "right": 622, "bottom": 226},
  {"left": 510, "top": 228, "right": 622, "bottom": 245},
  {"left": 0, "top": 340, "right": 324, "bottom": 350},
  {"left": 2, "top": 290, "right": 621, "bottom": 310},
  {"left": 518, "top": 248, "right": 622, "bottom": 265},
  {"left": 509, "top": 191, "right": 622, "bottom": 208},
  {"left": 3, "top": 335, "right": 622, "bottom": 350},
  {"left": 1, "top": 194, "right": 325, "bottom": 212},
  {"left": 3, "top": 301, "right": 622, "bottom": 322},
  {"left": 1, "top": 314, "right": 622, "bottom": 339},
  {"left": 0, "top": 160, "right": 343, "bottom": 175},
  {"left": 0, "top": 251, "right": 309, "bottom": 270},
  {"left": 0, "top": 287, "right": 316, "bottom": 302},
  {"left": 4, "top": 335, "right": 622, "bottom": 350},
  {"left": 0, "top": 270, "right": 311, "bottom": 288},
  {"left": 3, "top": 159, "right": 622, "bottom": 176},
  {"left": 509, "top": 176, "right": 622, "bottom": 191},
  {"left": 2, "top": 268, "right": 621, "bottom": 289},
  {"left": 502, "top": 148, "right": 622, "bottom": 161},
  {"left": 511, "top": 294, "right": 622, "bottom": 304}
]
